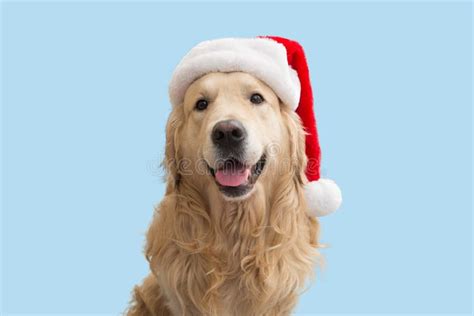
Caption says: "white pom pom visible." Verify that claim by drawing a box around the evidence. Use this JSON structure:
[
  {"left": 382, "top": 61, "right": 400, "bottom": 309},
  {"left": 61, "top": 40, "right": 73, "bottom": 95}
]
[{"left": 304, "top": 179, "right": 342, "bottom": 217}]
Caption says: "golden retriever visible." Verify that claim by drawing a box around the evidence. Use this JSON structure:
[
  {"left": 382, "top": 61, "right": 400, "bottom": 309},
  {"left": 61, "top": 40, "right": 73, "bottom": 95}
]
[{"left": 127, "top": 71, "right": 320, "bottom": 316}]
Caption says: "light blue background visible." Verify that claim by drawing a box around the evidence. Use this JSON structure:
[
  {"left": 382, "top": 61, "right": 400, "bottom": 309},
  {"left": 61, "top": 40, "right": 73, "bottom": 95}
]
[{"left": 1, "top": 1, "right": 472, "bottom": 315}]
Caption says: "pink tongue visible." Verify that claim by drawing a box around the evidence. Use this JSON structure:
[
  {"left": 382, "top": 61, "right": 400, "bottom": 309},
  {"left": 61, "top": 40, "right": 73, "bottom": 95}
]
[{"left": 215, "top": 167, "right": 250, "bottom": 187}]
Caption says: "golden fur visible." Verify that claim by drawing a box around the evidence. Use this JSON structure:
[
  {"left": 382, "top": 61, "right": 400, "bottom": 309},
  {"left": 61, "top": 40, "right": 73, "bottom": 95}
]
[{"left": 127, "top": 72, "right": 320, "bottom": 316}]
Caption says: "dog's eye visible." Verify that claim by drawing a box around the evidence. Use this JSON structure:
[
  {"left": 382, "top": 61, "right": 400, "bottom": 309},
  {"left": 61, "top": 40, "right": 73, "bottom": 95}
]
[
  {"left": 250, "top": 93, "right": 264, "bottom": 105},
  {"left": 195, "top": 99, "right": 208, "bottom": 111}
]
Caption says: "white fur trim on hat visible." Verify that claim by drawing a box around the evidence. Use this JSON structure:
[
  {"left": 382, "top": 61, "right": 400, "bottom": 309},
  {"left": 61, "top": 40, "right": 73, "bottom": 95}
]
[
  {"left": 169, "top": 38, "right": 301, "bottom": 110},
  {"left": 304, "top": 179, "right": 342, "bottom": 217}
]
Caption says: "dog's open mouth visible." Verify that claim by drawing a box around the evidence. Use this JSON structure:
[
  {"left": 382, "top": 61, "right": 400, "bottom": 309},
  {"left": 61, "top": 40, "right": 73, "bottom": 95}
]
[{"left": 208, "top": 155, "right": 266, "bottom": 198}]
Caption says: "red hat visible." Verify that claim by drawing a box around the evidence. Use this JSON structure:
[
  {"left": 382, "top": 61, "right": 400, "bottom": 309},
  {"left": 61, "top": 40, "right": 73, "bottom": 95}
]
[{"left": 169, "top": 37, "right": 342, "bottom": 216}]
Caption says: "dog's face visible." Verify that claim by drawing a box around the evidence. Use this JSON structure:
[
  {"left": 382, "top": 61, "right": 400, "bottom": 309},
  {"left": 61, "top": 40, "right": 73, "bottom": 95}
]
[{"left": 168, "top": 72, "right": 301, "bottom": 200}]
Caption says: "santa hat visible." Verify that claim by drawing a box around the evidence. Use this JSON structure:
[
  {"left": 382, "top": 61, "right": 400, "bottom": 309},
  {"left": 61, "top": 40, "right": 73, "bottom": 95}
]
[{"left": 169, "top": 36, "right": 342, "bottom": 217}]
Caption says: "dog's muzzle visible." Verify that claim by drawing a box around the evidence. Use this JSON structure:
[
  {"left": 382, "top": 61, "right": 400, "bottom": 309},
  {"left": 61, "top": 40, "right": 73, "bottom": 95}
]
[{"left": 208, "top": 119, "right": 266, "bottom": 198}]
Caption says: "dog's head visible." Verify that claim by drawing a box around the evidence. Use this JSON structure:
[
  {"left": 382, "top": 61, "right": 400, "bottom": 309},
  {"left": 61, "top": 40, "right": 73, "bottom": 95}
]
[{"left": 164, "top": 71, "right": 306, "bottom": 201}]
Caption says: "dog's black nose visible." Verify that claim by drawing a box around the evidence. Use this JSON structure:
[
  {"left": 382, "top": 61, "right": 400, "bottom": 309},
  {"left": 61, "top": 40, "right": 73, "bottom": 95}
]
[{"left": 212, "top": 120, "right": 247, "bottom": 148}]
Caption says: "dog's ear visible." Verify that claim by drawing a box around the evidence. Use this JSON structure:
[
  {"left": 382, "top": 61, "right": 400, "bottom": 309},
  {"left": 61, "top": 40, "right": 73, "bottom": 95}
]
[
  {"left": 282, "top": 106, "right": 307, "bottom": 185},
  {"left": 163, "top": 105, "right": 184, "bottom": 193}
]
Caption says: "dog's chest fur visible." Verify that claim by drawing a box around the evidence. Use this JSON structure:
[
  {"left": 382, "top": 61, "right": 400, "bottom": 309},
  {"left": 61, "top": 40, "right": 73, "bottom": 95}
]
[
  {"left": 152, "top": 192, "right": 316, "bottom": 316},
  {"left": 160, "top": 235, "right": 308, "bottom": 316}
]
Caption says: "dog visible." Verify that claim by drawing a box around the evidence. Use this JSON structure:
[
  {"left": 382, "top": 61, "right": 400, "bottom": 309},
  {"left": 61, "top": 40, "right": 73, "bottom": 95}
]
[
  {"left": 127, "top": 71, "right": 320, "bottom": 316},
  {"left": 127, "top": 36, "right": 341, "bottom": 316}
]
